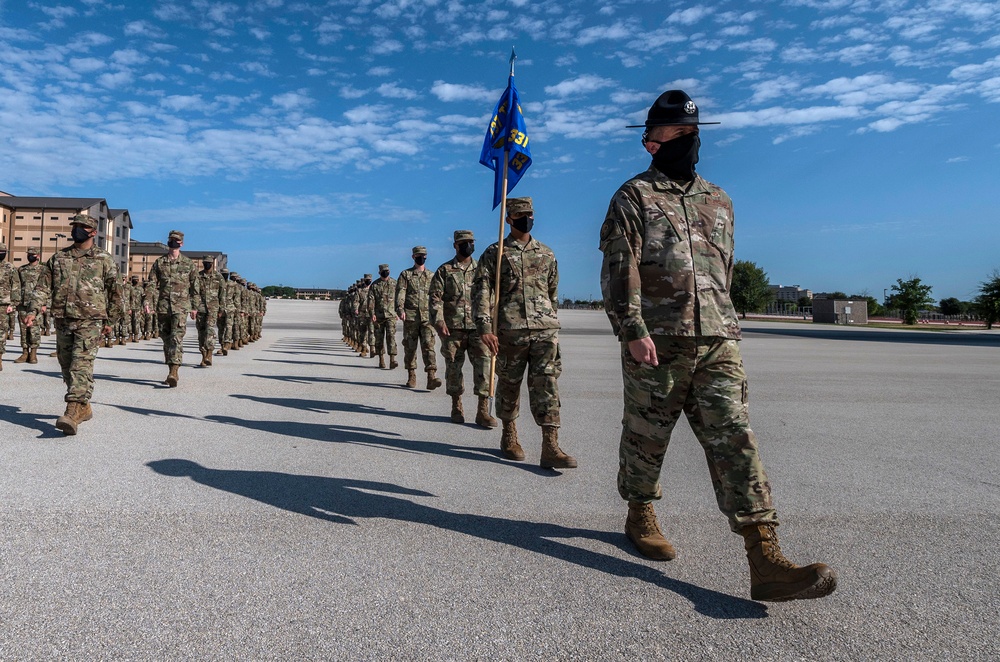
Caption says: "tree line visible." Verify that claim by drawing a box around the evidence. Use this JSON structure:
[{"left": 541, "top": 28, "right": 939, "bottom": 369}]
[{"left": 731, "top": 261, "right": 1000, "bottom": 329}]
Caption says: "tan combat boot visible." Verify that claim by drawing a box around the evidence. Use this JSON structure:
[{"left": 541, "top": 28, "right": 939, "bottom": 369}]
[
  {"left": 49, "top": 350, "right": 58, "bottom": 357},
  {"left": 55, "top": 402, "right": 82, "bottom": 436},
  {"left": 205, "top": 350, "right": 213, "bottom": 367},
  {"left": 389, "top": 356, "right": 398, "bottom": 369},
  {"left": 500, "top": 419, "right": 525, "bottom": 461},
  {"left": 360, "top": 345, "right": 369, "bottom": 358},
  {"left": 28, "top": 347, "right": 37, "bottom": 364},
  {"left": 475, "top": 396, "right": 498, "bottom": 428},
  {"left": 450, "top": 394, "right": 464, "bottom": 424},
  {"left": 165, "top": 364, "right": 179, "bottom": 387},
  {"left": 117, "top": 337, "right": 125, "bottom": 346},
  {"left": 540, "top": 426, "right": 578, "bottom": 469},
  {"left": 199, "top": 350, "right": 209, "bottom": 367},
  {"left": 78, "top": 402, "right": 93, "bottom": 422},
  {"left": 0, "top": 356, "right": 4, "bottom": 371},
  {"left": 378, "top": 355, "right": 386, "bottom": 369},
  {"left": 741, "top": 524, "right": 837, "bottom": 602},
  {"left": 14, "top": 349, "right": 29, "bottom": 363},
  {"left": 625, "top": 502, "right": 677, "bottom": 560},
  {"left": 426, "top": 369, "right": 442, "bottom": 390},
  {"left": 405, "top": 369, "right": 416, "bottom": 388}
]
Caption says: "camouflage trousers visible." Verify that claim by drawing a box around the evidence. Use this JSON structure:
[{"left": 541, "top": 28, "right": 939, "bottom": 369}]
[
  {"left": 402, "top": 320, "right": 437, "bottom": 372},
  {"left": 217, "top": 311, "right": 231, "bottom": 345},
  {"left": 618, "top": 336, "right": 778, "bottom": 532},
  {"left": 196, "top": 310, "right": 219, "bottom": 353},
  {"left": 157, "top": 312, "right": 188, "bottom": 365},
  {"left": 440, "top": 329, "right": 490, "bottom": 397},
  {"left": 6, "top": 309, "right": 14, "bottom": 339},
  {"left": 116, "top": 315, "right": 129, "bottom": 339},
  {"left": 55, "top": 318, "right": 102, "bottom": 403},
  {"left": 17, "top": 306, "right": 41, "bottom": 349},
  {"left": 40, "top": 311, "right": 52, "bottom": 335},
  {"left": 131, "top": 310, "right": 143, "bottom": 338},
  {"left": 373, "top": 319, "right": 397, "bottom": 356},
  {"left": 143, "top": 311, "right": 155, "bottom": 337},
  {"left": 0, "top": 306, "right": 9, "bottom": 355},
  {"left": 495, "top": 328, "right": 561, "bottom": 427},
  {"left": 360, "top": 320, "right": 374, "bottom": 350}
]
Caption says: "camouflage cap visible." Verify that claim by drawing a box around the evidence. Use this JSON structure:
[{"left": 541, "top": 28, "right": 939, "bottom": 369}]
[
  {"left": 221, "top": 268, "right": 230, "bottom": 274},
  {"left": 70, "top": 213, "right": 98, "bottom": 230},
  {"left": 230, "top": 271, "right": 240, "bottom": 278},
  {"left": 454, "top": 230, "right": 474, "bottom": 243},
  {"left": 0, "top": 242, "right": 7, "bottom": 252},
  {"left": 363, "top": 273, "right": 372, "bottom": 280},
  {"left": 27, "top": 246, "right": 39, "bottom": 256},
  {"left": 412, "top": 246, "right": 427, "bottom": 256},
  {"left": 168, "top": 230, "right": 184, "bottom": 242},
  {"left": 202, "top": 254, "right": 214, "bottom": 261},
  {"left": 506, "top": 197, "right": 533, "bottom": 216},
  {"left": 379, "top": 263, "right": 389, "bottom": 271}
]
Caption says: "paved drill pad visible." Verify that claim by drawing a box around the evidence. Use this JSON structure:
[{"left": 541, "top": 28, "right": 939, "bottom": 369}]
[{"left": 0, "top": 302, "right": 997, "bottom": 660}]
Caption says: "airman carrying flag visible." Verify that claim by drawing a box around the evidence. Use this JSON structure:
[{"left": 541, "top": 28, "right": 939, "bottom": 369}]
[{"left": 479, "top": 49, "right": 532, "bottom": 210}]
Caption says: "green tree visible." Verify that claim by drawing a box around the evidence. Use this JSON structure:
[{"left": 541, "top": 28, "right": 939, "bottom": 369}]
[
  {"left": 797, "top": 295, "right": 813, "bottom": 309},
  {"left": 890, "top": 277, "right": 934, "bottom": 325},
  {"left": 938, "top": 297, "right": 967, "bottom": 316},
  {"left": 730, "top": 260, "right": 773, "bottom": 318},
  {"left": 850, "top": 294, "right": 883, "bottom": 317},
  {"left": 975, "top": 270, "right": 1000, "bottom": 330}
]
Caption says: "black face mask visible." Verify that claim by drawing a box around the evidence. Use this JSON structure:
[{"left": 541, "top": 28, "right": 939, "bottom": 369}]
[
  {"left": 364, "top": 279, "right": 372, "bottom": 286},
  {"left": 510, "top": 215, "right": 533, "bottom": 234},
  {"left": 203, "top": 262, "right": 213, "bottom": 270},
  {"left": 457, "top": 242, "right": 475, "bottom": 258},
  {"left": 167, "top": 239, "right": 181, "bottom": 249},
  {"left": 28, "top": 255, "right": 39, "bottom": 263},
  {"left": 131, "top": 279, "right": 139, "bottom": 285},
  {"left": 414, "top": 255, "right": 426, "bottom": 266},
  {"left": 72, "top": 226, "right": 92, "bottom": 243},
  {"left": 0, "top": 253, "right": 6, "bottom": 262},
  {"left": 650, "top": 132, "right": 700, "bottom": 181},
  {"left": 379, "top": 270, "right": 390, "bottom": 278}
]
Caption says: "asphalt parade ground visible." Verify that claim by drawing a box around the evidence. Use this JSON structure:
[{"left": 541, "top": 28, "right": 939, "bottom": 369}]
[{"left": 1, "top": 299, "right": 998, "bottom": 660}]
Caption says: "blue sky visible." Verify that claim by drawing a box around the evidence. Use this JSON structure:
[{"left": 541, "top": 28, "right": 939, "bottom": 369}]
[{"left": 1, "top": 0, "right": 998, "bottom": 301}]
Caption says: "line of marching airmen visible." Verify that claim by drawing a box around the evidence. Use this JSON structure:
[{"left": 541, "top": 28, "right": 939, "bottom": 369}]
[{"left": 0, "top": 223, "right": 267, "bottom": 436}]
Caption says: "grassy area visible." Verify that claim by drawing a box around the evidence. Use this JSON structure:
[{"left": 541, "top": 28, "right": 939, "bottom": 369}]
[{"left": 743, "top": 315, "right": 989, "bottom": 332}]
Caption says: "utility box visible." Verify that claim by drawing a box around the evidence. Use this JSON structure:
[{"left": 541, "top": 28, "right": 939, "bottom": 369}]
[{"left": 813, "top": 299, "right": 868, "bottom": 325}]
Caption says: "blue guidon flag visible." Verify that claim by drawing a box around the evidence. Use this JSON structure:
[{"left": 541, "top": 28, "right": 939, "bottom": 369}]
[{"left": 479, "top": 52, "right": 532, "bottom": 210}]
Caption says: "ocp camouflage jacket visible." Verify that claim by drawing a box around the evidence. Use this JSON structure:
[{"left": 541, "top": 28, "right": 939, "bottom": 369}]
[
  {"left": 473, "top": 235, "right": 560, "bottom": 335},
  {"left": 395, "top": 268, "right": 433, "bottom": 323},
  {"left": 196, "top": 271, "right": 227, "bottom": 314},
  {"left": 149, "top": 254, "right": 200, "bottom": 315},
  {"left": 18, "top": 263, "right": 43, "bottom": 308},
  {"left": 429, "top": 257, "right": 477, "bottom": 331},
  {"left": 30, "top": 245, "right": 124, "bottom": 323},
  {"left": 369, "top": 277, "right": 397, "bottom": 322},
  {"left": 0, "top": 262, "right": 20, "bottom": 307},
  {"left": 599, "top": 165, "right": 741, "bottom": 341}
]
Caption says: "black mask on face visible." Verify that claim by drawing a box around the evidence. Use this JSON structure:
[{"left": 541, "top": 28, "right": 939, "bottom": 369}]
[
  {"left": 379, "top": 270, "right": 390, "bottom": 278},
  {"left": 649, "top": 132, "right": 700, "bottom": 181},
  {"left": 414, "top": 255, "right": 426, "bottom": 266},
  {"left": 28, "top": 255, "right": 39, "bottom": 263},
  {"left": 167, "top": 239, "right": 181, "bottom": 249},
  {"left": 131, "top": 279, "right": 139, "bottom": 285},
  {"left": 364, "top": 278, "right": 372, "bottom": 285},
  {"left": 510, "top": 215, "right": 533, "bottom": 234},
  {"left": 222, "top": 273, "right": 230, "bottom": 280},
  {"left": 72, "top": 226, "right": 92, "bottom": 243},
  {"left": 203, "top": 261, "right": 213, "bottom": 270},
  {"left": 457, "top": 242, "right": 475, "bottom": 258},
  {"left": 0, "top": 252, "right": 6, "bottom": 262}
]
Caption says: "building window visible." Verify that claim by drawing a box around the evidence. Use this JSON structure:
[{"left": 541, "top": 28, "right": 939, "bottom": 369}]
[
  {"left": 32, "top": 237, "right": 40, "bottom": 241},
  {"left": 14, "top": 236, "right": 22, "bottom": 240},
  {"left": 15, "top": 215, "right": 23, "bottom": 219},
  {"left": 115, "top": 246, "right": 119, "bottom": 255},
  {"left": 33, "top": 215, "right": 40, "bottom": 220}
]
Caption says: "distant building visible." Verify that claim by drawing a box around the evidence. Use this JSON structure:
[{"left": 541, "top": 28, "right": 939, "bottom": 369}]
[
  {"left": 813, "top": 298, "right": 868, "bottom": 325},
  {"left": 128, "top": 240, "right": 227, "bottom": 278},
  {"left": 295, "top": 288, "right": 333, "bottom": 300},
  {"left": 770, "top": 284, "right": 813, "bottom": 302},
  {"left": 0, "top": 196, "right": 135, "bottom": 275}
]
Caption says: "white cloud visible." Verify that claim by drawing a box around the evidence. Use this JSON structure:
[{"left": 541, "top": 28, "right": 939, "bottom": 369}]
[
  {"left": 750, "top": 76, "right": 801, "bottom": 104},
  {"left": 575, "top": 20, "right": 634, "bottom": 46},
  {"left": 950, "top": 55, "right": 1000, "bottom": 81},
  {"left": 368, "top": 66, "right": 394, "bottom": 76},
  {"left": 371, "top": 39, "right": 404, "bottom": 55},
  {"left": 729, "top": 38, "right": 778, "bottom": 53},
  {"left": 271, "top": 90, "right": 313, "bottom": 111},
  {"left": 340, "top": 86, "right": 369, "bottom": 99},
  {"left": 544, "top": 74, "right": 614, "bottom": 98},
  {"left": 712, "top": 105, "right": 864, "bottom": 129},
  {"left": 376, "top": 82, "right": 419, "bottom": 100},
  {"left": 69, "top": 57, "right": 106, "bottom": 73},
  {"left": 668, "top": 7, "right": 712, "bottom": 25},
  {"left": 431, "top": 81, "right": 495, "bottom": 103}
]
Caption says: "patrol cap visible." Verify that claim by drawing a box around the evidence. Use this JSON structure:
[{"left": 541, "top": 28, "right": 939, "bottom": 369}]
[
  {"left": 168, "top": 230, "right": 184, "bottom": 242},
  {"left": 506, "top": 197, "right": 533, "bottom": 216},
  {"left": 454, "top": 230, "right": 474, "bottom": 243},
  {"left": 27, "top": 246, "right": 39, "bottom": 256},
  {"left": 0, "top": 242, "right": 7, "bottom": 252},
  {"left": 379, "top": 264, "right": 389, "bottom": 271},
  {"left": 70, "top": 214, "right": 98, "bottom": 230},
  {"left": 626, "top": 90, "right": 720, "bottom": 128},
  {"left": 412, "top": 246, "right": 427, "bottom": 256},
  {"left": 363, "top": 273, "right": 372, "bottom": 279},
  {"left": 202, "top": 254, "right": 214, "bottom": 261},
  {"left": 221, "top": 268, "right": 230, "bottom": 274}
]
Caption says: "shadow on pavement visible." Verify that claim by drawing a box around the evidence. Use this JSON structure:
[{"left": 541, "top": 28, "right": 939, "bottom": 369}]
[
  {"left": 743, "top": 326, "right": 1000, "bottom": 347},
  {"left": 94, "top": 373, "right": 171, "bottom": 388},
  {"left": 97, "top": 355, "right": 164, "bottom": 365},
  {"left": 230, "top": 394, "right": 452, "bottom": 424},
  {"left": 204, "top": 414, "right": 551, "bottom": 475},
  {"left": 0, "top": 404, "right": 63, "bottom": 439},
  {"left": 146, "top": 459, "right": 767, "bottom": 620},
  {"left": 244, "top": 373, "right": 410, "bottom": 390}
]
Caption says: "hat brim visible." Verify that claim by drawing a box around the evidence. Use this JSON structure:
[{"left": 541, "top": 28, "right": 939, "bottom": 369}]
[{"left": 626, "top": 121, "right": 721, "bottom": 128}]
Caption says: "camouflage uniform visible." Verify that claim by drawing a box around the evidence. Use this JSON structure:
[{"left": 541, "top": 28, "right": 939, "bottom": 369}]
[
  {"left": 472, "top": 223, "right": 561, "bottom": 427},
  {"left": 217, "top": 269, "right": 236, "bottom": 352},
  {"left": 128, "top": 277, "right": 143, "bottom": 340},
  {"left": 116, "top": 277, "right": 131, "bottom": 343},
  {"left": 142, "top": 279, "right": 158, "bottom": 339},
  {"left": 17, "top": 247, "right": 44, "bottom": 360},
  {"left": 196, "top": 259, "right": 227, "bottom": 359},
  {"left": 395, "top": 248, "right": 437, "bottom": 374},
  {"left": 354, "top": 276, "right": 374, "bottom": 356},
  {"left": 430, "top": 235, "right": 490, "bottom": 398},
  {"left": 0, "top": 243, "right": 21, "bottom": 366},
  {"left": 599, "top": 163, "right": 776, "bottom": 533},
  {"left": 370, "top": 265, "right": 398, "bottom": 361},
  {"left": 29, "top": 223, "right": 124, "bottom": 405},
  {"left": 148, "top": 230, "right": 200, "bottom": 367}
]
